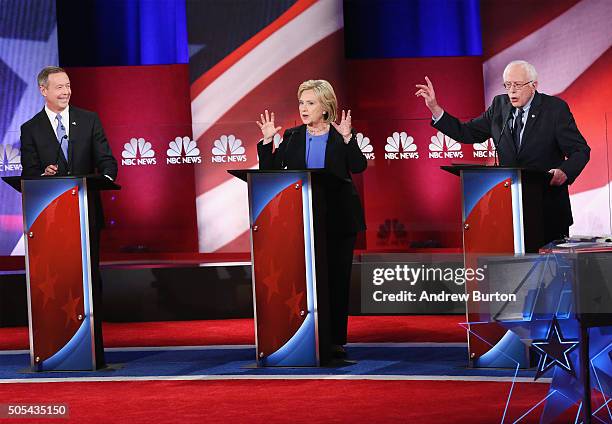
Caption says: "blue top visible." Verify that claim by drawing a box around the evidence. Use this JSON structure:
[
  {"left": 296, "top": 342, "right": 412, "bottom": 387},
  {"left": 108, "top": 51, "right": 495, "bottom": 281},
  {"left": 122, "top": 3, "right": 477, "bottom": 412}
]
[{"left": 305, "top": 132, "right": 329, "bottom": 169}]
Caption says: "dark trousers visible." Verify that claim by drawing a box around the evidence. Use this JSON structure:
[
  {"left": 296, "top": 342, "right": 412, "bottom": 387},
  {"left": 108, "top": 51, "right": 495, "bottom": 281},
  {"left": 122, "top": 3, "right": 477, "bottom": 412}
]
[{"left": 327, "top": 232, "right": 357, "bottom": 346}]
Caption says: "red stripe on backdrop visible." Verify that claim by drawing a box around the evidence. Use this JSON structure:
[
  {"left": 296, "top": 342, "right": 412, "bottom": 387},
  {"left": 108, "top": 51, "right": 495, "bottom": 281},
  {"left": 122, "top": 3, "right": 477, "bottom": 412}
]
[
  {"left": 66, "top": 65, "right": 198, "bottom": 254},
  {"left": 0, "top": 380, "right": 556, "bottom": 423},
  {"left": 558, "top": 48, "right": 612, "bottom": 194},
  {"left": 480, "top": 0, "right": 581, "bottom": 59},
  {"left": 189, "top": 0, "right": 319, "bottom": 99}
]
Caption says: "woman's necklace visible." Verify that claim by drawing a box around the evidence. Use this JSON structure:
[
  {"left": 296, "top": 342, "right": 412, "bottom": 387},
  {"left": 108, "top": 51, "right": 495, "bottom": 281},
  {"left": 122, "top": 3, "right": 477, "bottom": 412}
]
[{"left": 307, "top": 123, "right": 329, "bottom": 136}]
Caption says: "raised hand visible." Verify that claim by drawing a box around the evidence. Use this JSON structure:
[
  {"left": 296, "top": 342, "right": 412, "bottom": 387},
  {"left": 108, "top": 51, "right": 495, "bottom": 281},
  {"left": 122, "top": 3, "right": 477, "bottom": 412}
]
[
  {"left": 332, "top": 109, "right": 352, "bottom": 143},
  {"left": 256, "top": 110, "right": 282, "bottom": 145},
  {"left": 415, "top": 76, "right": 443, "bottom": 118}
]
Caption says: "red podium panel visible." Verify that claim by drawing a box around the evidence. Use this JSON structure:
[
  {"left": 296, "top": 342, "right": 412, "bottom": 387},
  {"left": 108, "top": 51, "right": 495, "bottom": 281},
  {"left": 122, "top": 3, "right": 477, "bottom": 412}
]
[
  {"left": 3, "top": 175, "right": 120, "bottom": 371},
  {"left": 27, "top": 185, "right": 86, "bottom": 364},
  {"left": 443, "top": 165, "right": 547, "bottom": 367},
  {"left": 251, "top": 180, "right": 308, "bottom": 357},
  {"left": 230, "top": 169, "right": 332, "bottom": 367}
]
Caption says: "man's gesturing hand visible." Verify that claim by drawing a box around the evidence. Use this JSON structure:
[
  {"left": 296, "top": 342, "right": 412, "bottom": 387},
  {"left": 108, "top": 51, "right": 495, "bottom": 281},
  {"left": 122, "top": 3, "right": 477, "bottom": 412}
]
[{"left": 415, "top": 76, "right": 444, "bottom": 119}]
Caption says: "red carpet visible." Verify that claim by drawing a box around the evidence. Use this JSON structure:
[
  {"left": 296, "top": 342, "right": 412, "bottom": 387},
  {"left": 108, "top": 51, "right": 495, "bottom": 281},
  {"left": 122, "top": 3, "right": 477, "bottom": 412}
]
[
  {"left": 0, "top": 380, "right": 558, "bottom": 424},
  {"left": 0, "top": 315, "right": 465, "bottom": 350}
]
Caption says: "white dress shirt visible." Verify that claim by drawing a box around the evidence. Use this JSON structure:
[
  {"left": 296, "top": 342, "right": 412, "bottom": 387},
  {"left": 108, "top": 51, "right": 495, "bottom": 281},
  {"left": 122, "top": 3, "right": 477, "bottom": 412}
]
[{"left": 44, "top": 105, "right": 70, "bottom": 139}]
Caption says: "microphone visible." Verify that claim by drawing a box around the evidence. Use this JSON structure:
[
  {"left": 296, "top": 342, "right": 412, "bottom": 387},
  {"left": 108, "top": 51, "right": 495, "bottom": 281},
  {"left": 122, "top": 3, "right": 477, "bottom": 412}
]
[
  {"left": 54, "top": 134, "right": 68, "bottom": 169},
  {"left": 493, "top": 108, "right": 514, "bottom": 167},
  {"left": 280, "top": 128, "right": 298, "bottom": 169},
  {"left": 67, "top": 138, "right": 73, "bottom": 175}
]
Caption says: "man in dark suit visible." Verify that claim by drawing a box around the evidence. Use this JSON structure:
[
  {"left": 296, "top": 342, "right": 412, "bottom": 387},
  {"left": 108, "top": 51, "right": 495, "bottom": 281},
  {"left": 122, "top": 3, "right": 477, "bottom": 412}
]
[
  {"left": 415, "top": 60, "right": 590, "bottom": 243},
  {"left": 20, "top": 66, "right": 117, "bottom": 368}
]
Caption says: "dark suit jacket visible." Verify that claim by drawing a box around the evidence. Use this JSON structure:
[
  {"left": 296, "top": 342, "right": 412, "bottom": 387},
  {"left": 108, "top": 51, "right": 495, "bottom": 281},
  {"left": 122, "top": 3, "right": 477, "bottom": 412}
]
[
  {"left": 20, "top": 106, "right": 117, "bottom": 178},
  {"left": 433, "top": 91, "right": 590, "bottom": 236},
  {"left": 20, "top": 106, "right": 118, "bottom": 226},
  {"left": 257, "top": 124, "right": 367, "bottom": 234}
]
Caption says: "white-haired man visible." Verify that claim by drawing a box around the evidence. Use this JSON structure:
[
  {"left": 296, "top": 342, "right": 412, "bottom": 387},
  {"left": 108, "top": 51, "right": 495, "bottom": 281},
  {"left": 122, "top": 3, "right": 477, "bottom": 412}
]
[{"left": 415, "top": 60, "right": 590, "bottom": 244}]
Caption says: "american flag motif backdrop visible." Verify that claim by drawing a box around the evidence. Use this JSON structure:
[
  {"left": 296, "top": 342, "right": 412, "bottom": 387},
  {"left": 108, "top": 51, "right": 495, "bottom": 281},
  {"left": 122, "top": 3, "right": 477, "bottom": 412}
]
[
  {"left": 0, "top": 0, "right": 58, "bottom": 256},
  {"left": 481, "top": 0, "right": 612, "bottom": 236},
  {"left": 188, "top": 0, "right": 347, "bottom": 253}
]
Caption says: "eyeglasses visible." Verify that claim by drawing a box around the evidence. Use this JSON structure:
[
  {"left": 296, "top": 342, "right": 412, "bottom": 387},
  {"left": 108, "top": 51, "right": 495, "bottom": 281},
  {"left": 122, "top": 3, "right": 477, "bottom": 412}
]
[{"left": 503, "top": 81, "right": 533, "bottom": 90}]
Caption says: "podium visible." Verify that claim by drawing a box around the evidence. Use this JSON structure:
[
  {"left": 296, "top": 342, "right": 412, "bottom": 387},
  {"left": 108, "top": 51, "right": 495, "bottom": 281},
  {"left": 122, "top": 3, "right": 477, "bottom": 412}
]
[
  {"left": 229, "top": 169, "right": 332, "bottom": 366},
  {"left": 2, "top": 175, "right": 120, "bottom": 371},
  {"left": 442, "top": 165, "right": 549, "bottom": 367}
]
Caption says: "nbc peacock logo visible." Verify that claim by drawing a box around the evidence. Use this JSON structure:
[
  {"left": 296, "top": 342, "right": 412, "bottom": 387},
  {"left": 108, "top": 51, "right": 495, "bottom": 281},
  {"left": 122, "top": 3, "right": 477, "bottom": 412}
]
[
  {"left": 0, "top": 144, "right": 22, "bottom": 173},
  {"left": 211, "top": 134, "right": 247, "bottom": 163},
  {"left": 121, "top": 137, "right": 157, "bottom": 166},
  {"left": 428, "top": 131, "right": 463, "bottom": 159},
  {"left": 384, "top": 132, "right": 418, "bottom": 160},
  {"left": 356, "top": 133, "right": 375, "bottom": 160},
  {"left": 473, "top": 138, "right": 496, "bottom": 158},
  {"left": 166, "top": 136, "right": 202, "bottom": 164}
]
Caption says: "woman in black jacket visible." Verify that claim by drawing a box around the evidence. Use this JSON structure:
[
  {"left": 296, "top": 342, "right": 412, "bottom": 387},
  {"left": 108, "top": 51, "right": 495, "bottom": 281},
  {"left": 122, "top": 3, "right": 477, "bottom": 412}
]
[{"left": 256, "top": 79, "right": 367, "bottom": 358}]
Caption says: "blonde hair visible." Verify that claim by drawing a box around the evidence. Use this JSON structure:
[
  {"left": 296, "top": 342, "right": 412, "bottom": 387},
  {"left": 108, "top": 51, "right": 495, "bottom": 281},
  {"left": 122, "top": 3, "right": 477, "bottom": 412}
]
[{"left": 297, "top": 79, "right": 338, "bottom": 123}]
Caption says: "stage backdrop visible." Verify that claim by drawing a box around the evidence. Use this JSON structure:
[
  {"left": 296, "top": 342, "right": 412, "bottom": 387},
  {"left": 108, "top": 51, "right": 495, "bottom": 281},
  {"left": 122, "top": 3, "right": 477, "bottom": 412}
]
[
  {"left": 480, "top": 0, "right": 612, "bottom": 235},
  {"left": 0, "top": 0, "right": 58, "bottom": 255},
  {"left": 188, "top": 0, "right": 489, "bottom": 254},
  {"left": 1, "top": 0, "right": 609, "bottom": 258}
]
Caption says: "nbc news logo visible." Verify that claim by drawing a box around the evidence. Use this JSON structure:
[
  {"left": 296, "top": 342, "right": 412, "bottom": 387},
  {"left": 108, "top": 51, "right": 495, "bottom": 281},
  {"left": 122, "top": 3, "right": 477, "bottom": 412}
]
[
  {"left": 0, "top": 144, "right": 22, "bottom": 173},
  {"left": 356, "top": 133, "right": 375, "bottom": 160},
  {"left": 428, "top": 131, "right": 463, "bottom": 159},
  {"left": 473, "top": 138, "right": 496, "bottom": 158},
  {"left": 384, "top": 132, "right": 418, "bottom": 160},
  {"left": 166, "top": 136, "right": 202, "bottom": 164},
  {"left": 211, "top": 135, "right": 247, "bottom": 163},
  {"left": 121, "top": 138, "right": 157, "bottom": 166}
]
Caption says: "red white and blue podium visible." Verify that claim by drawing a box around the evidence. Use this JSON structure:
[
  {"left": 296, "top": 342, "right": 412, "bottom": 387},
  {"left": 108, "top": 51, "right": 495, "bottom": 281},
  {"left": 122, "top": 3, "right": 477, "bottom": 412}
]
[
  {"left": 442, "top": 165, "right": 548, "bottom": 367},
  {"left": 2, "top": 175, "right": 119, "bottom": 371},
  {"left": 230, "top": 169, "right": 332, "bottom": 366}
]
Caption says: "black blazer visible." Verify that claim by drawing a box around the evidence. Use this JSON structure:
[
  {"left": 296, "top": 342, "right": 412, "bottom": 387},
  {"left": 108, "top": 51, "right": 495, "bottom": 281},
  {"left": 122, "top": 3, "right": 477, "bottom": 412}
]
[
  {"left": 257, "top": 124, "right": 367, "bottom": 234},
  {"left": 20, "top": 106, "right": 118, "bottom": 227},
  {"left": 433, "top": 91, "right": 590, "bottom": 234},
  {"left": 20, "top": 106, "right": 117, "bottom": 179}
]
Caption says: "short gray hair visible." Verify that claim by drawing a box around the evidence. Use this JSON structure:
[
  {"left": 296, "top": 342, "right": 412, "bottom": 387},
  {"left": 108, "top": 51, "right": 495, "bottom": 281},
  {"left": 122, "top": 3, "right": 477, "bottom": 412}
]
[
  {"left": 37, "top": 66, "right": 67, "bottom": 87},
  {"left": 503, "top": 60, "right": 538, "bottom": 82}
]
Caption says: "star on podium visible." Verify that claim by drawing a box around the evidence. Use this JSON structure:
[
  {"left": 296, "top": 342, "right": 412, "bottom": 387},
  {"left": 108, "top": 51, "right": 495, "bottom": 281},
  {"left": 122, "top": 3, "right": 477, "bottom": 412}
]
[{"left": 531, "top": 317, "right": 579, "bottom": 380}]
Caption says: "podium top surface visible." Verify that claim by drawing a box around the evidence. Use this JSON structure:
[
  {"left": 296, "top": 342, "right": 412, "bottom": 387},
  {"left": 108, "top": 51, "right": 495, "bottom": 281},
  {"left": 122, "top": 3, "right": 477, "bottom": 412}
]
[
  {"left": 440, "top": 164, "right": 542, "bottom": 177},
  {"left": 2, "top": 174, "right": 121, "bottom": 193},
  {"left": 228, "top": 169, "right": 331, "bottom": 182}
]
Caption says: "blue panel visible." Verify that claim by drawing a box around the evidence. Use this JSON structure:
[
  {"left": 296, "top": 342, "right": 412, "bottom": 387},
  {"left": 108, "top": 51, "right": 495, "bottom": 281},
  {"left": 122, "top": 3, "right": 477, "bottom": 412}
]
[
  {"left": 250, "top": 173, "right": 306, "bottom": 223},
  {"left": 58, "top": 0, "right": 188, "bottom": 66},
  {"left": 22, "top": 179, "right": 82, "bottom": 229},
  {"left": 263, "top": 314, "right": 317, "bottom": 366},
  {"left": 474, "top": 330, "right": 528, "bottom": 368},
  {"left": 344, "top": 0, "right": 482, "bottom": 58},
  {"left": 462, "top": 169, "right": 518, "bottom": 219},
  {"left": 41, "top": 319, "right": 93, "bottom": 371}
]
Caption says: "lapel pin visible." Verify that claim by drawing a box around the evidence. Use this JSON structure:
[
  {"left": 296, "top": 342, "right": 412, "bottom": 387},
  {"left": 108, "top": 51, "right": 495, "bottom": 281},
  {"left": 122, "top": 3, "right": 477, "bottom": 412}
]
[
  {"left": 72, "top": 121, "right": 77, "bottom": 125},
  {"left": 531, "top": 114, "right": 535, "bottom": 118}
]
